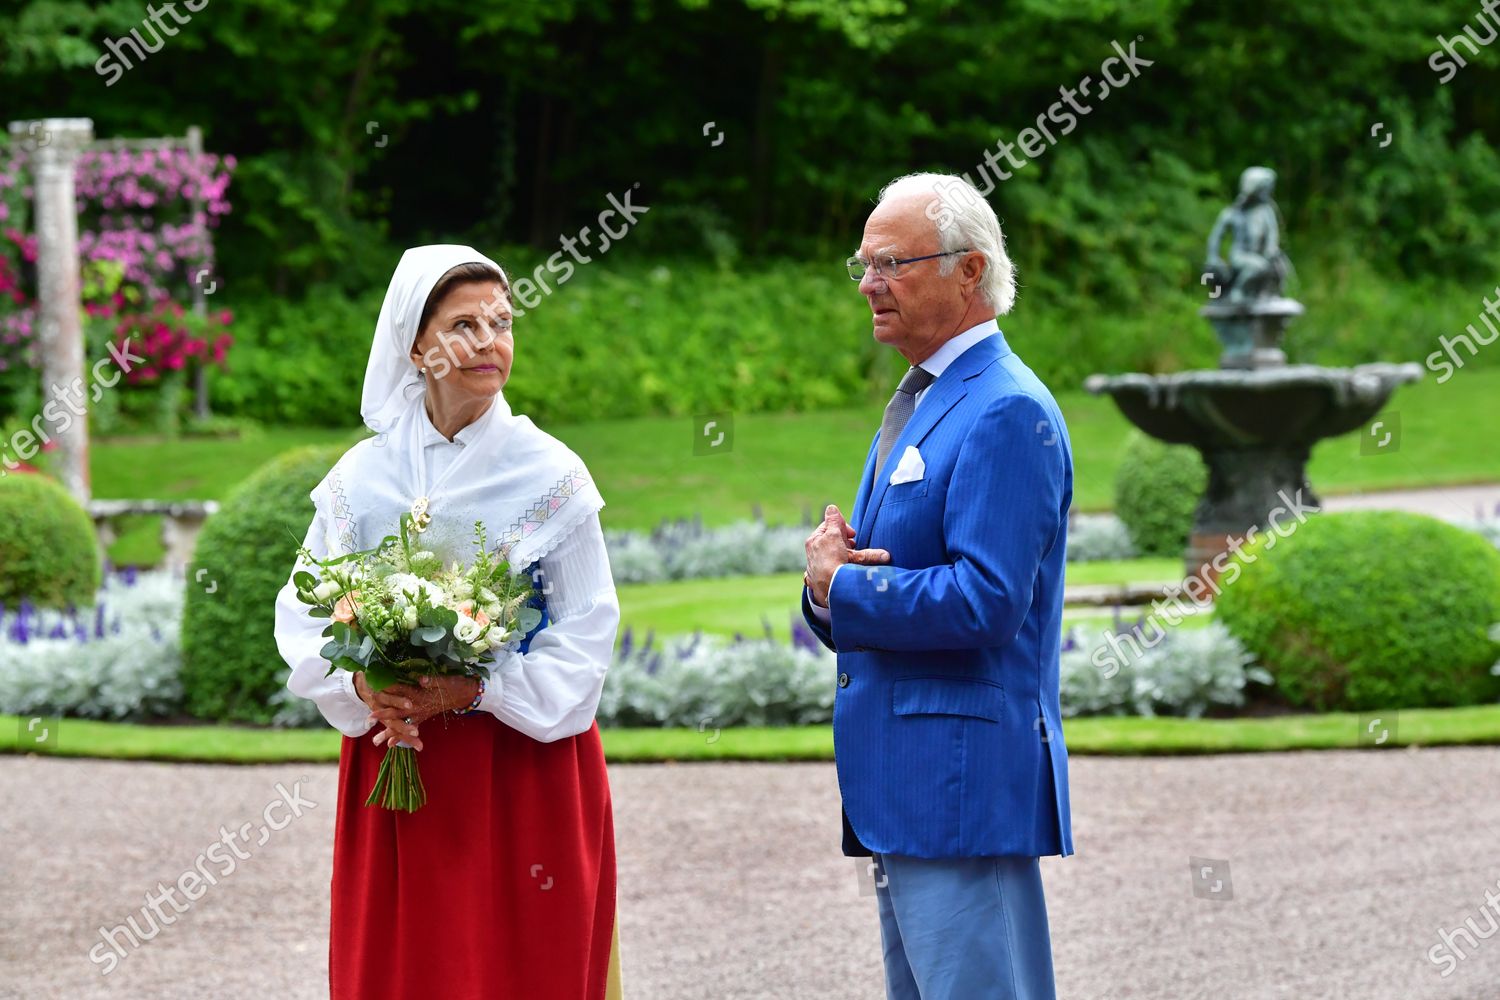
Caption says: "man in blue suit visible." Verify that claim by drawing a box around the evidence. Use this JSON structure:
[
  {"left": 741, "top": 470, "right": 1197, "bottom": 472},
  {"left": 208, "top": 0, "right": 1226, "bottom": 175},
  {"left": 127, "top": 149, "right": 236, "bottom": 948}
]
[{"left": 802, "top": 172, "right": 1073, "bottom": 1000}]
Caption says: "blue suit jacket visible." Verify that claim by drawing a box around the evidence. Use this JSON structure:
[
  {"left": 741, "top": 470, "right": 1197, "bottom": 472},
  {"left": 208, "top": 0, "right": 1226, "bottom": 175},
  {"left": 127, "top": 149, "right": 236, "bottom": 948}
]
[{"left": 801, "top": 330, "right": 1074, "bottom": 860}]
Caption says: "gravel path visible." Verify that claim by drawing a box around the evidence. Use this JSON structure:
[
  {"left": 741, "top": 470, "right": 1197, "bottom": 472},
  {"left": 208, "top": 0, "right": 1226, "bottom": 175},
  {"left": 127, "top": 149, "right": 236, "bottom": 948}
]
[
  {"left": 1320, "top": 482, "right": 1500, "bottom": 521},
  {"left": 3, "top": 747, "right": 1499, "bottom": 999}
]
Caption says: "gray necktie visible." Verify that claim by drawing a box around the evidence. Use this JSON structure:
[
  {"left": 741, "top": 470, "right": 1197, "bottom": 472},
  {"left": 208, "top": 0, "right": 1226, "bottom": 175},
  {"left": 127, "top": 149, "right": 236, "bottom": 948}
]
[{"left": 877, "top": 365, "right": 935, "bottom": 473}]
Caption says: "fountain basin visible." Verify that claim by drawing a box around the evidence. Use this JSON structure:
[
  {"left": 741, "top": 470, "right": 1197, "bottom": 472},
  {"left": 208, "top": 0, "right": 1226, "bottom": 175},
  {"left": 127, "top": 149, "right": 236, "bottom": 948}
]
[
  {"left": 1083, "top": 363, "right": 1423, "bottom": 449},
  {"left": 1085, "top": 362, "right": 1423, "bottom": 579}
]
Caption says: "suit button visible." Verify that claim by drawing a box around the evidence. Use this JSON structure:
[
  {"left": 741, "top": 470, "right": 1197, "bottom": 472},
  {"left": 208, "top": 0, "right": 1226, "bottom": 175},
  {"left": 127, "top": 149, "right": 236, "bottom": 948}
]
[{"left": 838, "top": 672, "right": 850, "bottom": 688}]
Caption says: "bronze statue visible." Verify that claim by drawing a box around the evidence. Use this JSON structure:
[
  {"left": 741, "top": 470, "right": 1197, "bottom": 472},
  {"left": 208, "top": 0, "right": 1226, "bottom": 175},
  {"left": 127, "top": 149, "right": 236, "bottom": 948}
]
[{"left": 1204, "top": 167, "right": 1291, "bottom": 304}]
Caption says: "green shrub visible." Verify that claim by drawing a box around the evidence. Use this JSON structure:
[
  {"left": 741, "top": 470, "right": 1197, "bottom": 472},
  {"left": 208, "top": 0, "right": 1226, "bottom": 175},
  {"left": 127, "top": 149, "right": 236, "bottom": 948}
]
[
  {"left": 1113, "top": 432, "right": 1205, "bottom": 557},
  {"left": 1216, "top": 511, "right": 1500, "bottom": 711},
  {"left": 180, "top": 444, "right": 346, "bottom": 722},
  {"left": 202, "top": 248, "right": 1500, "bottom": 431},
  {"left": 211, "top": 262, "right": 883, "bottom": 428},
  {"left": 0, "top": 473, "right": 102, "bottom": 608}
]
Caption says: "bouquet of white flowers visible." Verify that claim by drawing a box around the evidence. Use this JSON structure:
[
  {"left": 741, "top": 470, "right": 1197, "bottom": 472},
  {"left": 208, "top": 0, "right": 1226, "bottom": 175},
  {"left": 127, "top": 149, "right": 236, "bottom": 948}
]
[{"left": 292, "top": 514, "right": 540, "bottom": 811}]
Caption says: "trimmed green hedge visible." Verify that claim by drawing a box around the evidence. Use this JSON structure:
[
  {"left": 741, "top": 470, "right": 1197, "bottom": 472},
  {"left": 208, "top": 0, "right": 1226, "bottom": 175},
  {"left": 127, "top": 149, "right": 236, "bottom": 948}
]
[
  {"left": 179, "top": 444, "right": 346, "bottom": 723},
  {"left": 1113, "top": 432, "right": 1205, "bottom": 558},
  {"left": 1216, "top": 511, "right": 1500, "bottom": 711},
  {"left": 0, "top": 473, "right": 101, "bottom": 608}
]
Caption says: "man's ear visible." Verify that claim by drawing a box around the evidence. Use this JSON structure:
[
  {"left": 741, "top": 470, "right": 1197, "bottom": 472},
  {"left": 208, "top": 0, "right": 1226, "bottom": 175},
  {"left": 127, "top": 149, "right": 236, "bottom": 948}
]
[{"left": 961, "top": 253, "right": 986, "bottom": 296}]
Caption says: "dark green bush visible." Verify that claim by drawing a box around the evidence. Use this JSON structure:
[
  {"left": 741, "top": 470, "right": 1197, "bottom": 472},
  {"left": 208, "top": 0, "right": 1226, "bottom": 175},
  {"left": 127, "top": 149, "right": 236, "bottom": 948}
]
[
  {"left": 1216, "top": 511, "right": 1500, "bottom": 711},
  {"left": 1113, "top": 432, "right": 1205, "bottom": 558},
  {"left": 0, "top": 473, "right": 102, "bottom": 608},
  {"left": 180, "top": 444, "right": 346, "bottom": 723}
]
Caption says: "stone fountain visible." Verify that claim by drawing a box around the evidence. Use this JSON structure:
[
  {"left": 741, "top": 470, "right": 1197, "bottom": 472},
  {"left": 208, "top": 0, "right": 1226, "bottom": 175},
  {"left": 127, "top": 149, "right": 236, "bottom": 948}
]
[{"left": 1085, "top": 167, "right": 1423, "bottom": 579}]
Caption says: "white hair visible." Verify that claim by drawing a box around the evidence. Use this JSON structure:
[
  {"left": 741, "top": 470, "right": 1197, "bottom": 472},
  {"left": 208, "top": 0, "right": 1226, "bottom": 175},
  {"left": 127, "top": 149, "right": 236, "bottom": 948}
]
[{"left": 877, "top": 171, "right": 1017, "bottom": 314}]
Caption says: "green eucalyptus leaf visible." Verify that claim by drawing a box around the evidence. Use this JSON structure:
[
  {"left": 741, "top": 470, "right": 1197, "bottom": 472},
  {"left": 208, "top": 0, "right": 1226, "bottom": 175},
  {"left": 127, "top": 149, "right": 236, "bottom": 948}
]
[{"left": 362, "top": 662, "right": 399, "bottom": 692}]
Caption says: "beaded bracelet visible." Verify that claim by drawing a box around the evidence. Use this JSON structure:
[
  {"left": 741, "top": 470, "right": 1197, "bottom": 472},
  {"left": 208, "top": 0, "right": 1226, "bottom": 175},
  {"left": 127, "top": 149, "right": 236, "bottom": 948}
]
[{"left": 459, "top": 676, "right": 485, "bottom": 715}]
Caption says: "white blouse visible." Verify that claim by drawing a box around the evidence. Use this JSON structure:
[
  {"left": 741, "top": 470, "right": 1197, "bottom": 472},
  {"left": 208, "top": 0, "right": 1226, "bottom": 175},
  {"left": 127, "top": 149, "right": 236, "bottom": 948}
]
[{"left": 273, "top": 412, "right": 620, "bottom": 743}]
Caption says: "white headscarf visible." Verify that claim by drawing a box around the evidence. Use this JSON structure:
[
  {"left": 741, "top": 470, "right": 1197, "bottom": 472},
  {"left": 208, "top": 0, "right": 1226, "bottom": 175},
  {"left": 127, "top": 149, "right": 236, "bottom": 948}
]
[
  {"left": 311, "top": 244, "right": 605, "bottom": 572},
  {"left": 360, "top": 244, "right": 506, "bottom": 433}
]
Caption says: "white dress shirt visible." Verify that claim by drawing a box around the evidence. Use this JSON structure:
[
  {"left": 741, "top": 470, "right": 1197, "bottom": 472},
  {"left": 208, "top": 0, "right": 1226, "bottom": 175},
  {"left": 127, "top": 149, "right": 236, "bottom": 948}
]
[
  {"left": 808, "top": 318, "right": 1000, "bottom": 622},
  {"left": 274, "top": 406, "right": 620, "bottom": 743}
]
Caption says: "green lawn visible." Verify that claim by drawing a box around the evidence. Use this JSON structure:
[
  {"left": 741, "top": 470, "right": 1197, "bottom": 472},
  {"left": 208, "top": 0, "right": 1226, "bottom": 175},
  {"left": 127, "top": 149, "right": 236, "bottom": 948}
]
[
  {"left": 90, "top": 368, "right": 1499, "bottom": 536},
  {"left": 90, "top": 426, "right": 359, "bottom": 565},
  {"left": 616, "top": 559, "right": 1183, "bottom": 641},
  {"left": 89, "top": 425, "right": 358, "bottom": 499},
  {"left": 439, "top": 366, "right": 1498, "bottom": 526},
  {"left": 1063, "top": 558, "right": 1182, "bottom": 586},
  {"left": 5, "top": 705, "right": 1498, "bottom": 763}
]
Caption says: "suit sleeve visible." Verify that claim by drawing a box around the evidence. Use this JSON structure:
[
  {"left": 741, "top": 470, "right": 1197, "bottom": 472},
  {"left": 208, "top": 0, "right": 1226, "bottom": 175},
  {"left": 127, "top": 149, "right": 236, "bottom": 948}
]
[
  {"left": 827, "top": 392, "right": 1067, "bottom": 652},
  {"left": 799, "top": 572, "right": 839, "bottom": 653}
]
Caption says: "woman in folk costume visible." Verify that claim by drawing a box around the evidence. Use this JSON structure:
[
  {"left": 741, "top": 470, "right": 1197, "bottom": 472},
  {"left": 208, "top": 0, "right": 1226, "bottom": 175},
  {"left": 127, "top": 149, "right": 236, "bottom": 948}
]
[{"left": 273, "top": 244, "right": 624, "bottom": 999}]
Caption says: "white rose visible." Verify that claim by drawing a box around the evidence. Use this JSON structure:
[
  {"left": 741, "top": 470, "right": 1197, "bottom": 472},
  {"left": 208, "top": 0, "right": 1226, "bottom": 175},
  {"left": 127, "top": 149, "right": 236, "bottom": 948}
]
[
  {"left": 311, "top": 580, "right": 340, "bottom": 602},
  {"left": 390, "top": 573, "right": 446, "bottom": 607},
  {"left": 454, "top": 615, "right": 484, "bottom": 644},
  {"left": 386, "top": 573, "right": 420, "bottom": 597},
  {"left": 484, "top": 602, "right": 503, "bottom": 621},
  {"left": 478, "top": 587, "right": 498, "bottom": 605}
]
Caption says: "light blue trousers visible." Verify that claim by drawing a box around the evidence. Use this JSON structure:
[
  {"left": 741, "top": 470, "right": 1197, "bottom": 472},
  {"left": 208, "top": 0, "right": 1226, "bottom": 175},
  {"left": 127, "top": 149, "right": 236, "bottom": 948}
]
[{"left": 872, "top": 853, "right": 1056, "bottom": 1000}]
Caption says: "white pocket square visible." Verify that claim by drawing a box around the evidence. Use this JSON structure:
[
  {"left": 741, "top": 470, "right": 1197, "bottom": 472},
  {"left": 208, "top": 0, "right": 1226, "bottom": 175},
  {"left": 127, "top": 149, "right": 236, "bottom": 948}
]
[{"left": 888, "top": 445, "right": 926, "bottom": 485}]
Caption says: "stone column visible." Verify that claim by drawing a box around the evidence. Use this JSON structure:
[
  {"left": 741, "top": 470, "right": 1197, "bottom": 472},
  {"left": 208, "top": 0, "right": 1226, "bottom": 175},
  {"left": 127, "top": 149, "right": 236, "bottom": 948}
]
[
  {"left": 9, "top": 117, "right": 94, "bottom": 502},
  {"left": 10, "top": 119, "right": 95, "bottom": 500},
  {"left": 186, "top": 125, "right": 212, "bottom": 420}
]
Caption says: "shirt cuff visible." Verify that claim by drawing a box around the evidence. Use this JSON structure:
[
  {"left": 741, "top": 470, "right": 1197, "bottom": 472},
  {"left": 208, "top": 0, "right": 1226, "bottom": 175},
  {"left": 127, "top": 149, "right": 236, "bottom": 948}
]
[
  {"left": 331, "top": 670, "right": 374, "bottom": 737},
  {"left": 808, "top": 565, "right": 842, "bottom": 622},
  {"left": 340, "top": 669, "right": 370, "bottom": 714},
  {"left": 476, "top": 651, "right": 517, "bottom": 716}
]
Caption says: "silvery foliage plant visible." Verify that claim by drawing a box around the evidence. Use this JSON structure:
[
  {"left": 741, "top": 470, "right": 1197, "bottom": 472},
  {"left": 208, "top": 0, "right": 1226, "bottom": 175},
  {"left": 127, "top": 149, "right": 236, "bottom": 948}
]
[
  {"left": 598, "top": 625, "right": 835, "bottom": 728},
  {"left": 0, "top": 570, "right": 184, "bottom": 720},
  {"left": 1065, "top": 513, "right": 1138, "bottom": 562},
  {"left": 607, "top": 511, "right": 1140, "bottom": 585},
  {"left": 1059, "top": 619, "right": 1271, "bottom": 718},
  {"left": 605, "top": 514, "right": 811, "bottom": 584}
]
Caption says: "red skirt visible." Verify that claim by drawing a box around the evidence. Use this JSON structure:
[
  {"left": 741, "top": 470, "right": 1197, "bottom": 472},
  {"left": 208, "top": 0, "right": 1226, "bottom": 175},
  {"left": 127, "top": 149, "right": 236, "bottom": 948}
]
[{"left": 329, "top": 712, "right": 619, "bottom": 999}]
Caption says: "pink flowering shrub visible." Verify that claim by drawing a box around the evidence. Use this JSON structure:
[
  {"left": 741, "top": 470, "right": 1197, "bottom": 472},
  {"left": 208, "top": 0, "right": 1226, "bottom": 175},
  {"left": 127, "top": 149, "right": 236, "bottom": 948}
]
[
  {"left": 112, "top": 299, "right": 234, "bottom": 386},
  {"left": 0, "top": 144, "right": 235, "bottom": 427}
]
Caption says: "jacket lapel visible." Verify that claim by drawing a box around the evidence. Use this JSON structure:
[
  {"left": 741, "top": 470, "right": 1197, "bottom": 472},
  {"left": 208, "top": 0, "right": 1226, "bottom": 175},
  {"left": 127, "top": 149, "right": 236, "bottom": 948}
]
[
  {"left": 859, "top": 333, "right": 1010, "bottom": 544},
  {"left": 850, "top": 431, "right": 880, "bottom": 530}
]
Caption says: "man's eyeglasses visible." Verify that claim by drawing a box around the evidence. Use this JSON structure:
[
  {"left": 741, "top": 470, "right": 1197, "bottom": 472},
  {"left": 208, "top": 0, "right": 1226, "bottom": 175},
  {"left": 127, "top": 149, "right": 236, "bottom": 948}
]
[{"left": 846, "top": 249, "right": 972, "bottom": 281}]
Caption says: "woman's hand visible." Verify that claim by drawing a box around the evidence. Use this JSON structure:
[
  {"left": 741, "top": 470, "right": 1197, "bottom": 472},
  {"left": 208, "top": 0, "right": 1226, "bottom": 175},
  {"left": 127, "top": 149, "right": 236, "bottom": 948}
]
[
  {"left": 358, "top": 675, "right": 426, "bottom": 750},
  {"left": 358, "top": 674, "right": 481, "bottom": 751},
  {"left": 416, "top": 674, "right": 483, "bottom": 715}
]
